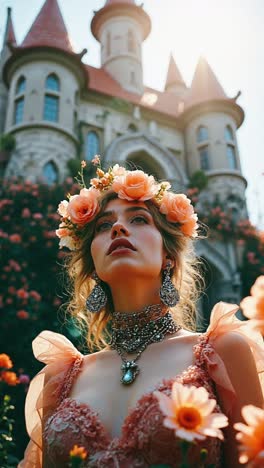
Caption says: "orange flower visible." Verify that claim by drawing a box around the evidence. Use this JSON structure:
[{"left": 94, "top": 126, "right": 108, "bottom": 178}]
[
  {"left": 112, "top": 170, "right": 157, "bottom": 201},
  {"left": 240, "top": 276, "right": 264, "bottom": 321},
  {"left": 1, "top": 371, "right": 19, "bottom": 386},
  {"left": 160, "top": 193, "right": 194, "bottom": 224},
  {"left": 69, "top": 445, "right": 88, "bottom": 460},
  {"left": 67, "top": 189, "right": 99, "bottom": 226},
  {"left": 0, "top": 353, "right": 13, "bottom": 369},
  {"left": 234, "top": 405, "right": 264, "bottom": 466},
  {"left": 180, "top": 214, "right": 199, "bottom": 238},
  {"left": 154, "top": 382, "right": 228, "bottom": 442}
]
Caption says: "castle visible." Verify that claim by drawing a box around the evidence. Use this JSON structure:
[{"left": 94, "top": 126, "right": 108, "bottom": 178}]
[{"left": 0, "top": 0, "right": 247, "bottom": 318}]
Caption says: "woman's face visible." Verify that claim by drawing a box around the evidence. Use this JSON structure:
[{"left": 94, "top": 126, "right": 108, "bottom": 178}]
[{"left": 91, "top": 198, "right": 166, "bottom": 284}]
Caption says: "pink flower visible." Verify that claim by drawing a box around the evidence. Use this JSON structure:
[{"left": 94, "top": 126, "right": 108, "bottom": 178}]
[
  {"left": 154, "top": 382, "right": 228, "bottom": 442},
  {"left": 29, "top": 290, "right": 41, "bottom": 302},
  {"left": 22, "top": 208, "right": 31, "bottom": 218},
  {"left": 234, "top": 405, "right": 264, "bottom": 466},
  {"left": 112, "top": 170, "right": 157, "bottom": 201},
  {"left": 56, "top": 224, "right": 71, "bottom": 239},
  {"left": 67, "top": 189, "right": 99, "bottom": 226},
  {"left": 17, "top": 289, "right": 29, "bottom": 300},
  {"left": 16, "top": 310, "right": 29, "bottom": 320},
  {"left": 19, "top": 374, "right": 30, "bottom": 385},
  {"left": 9, "top": 234, "right": 22, "bottom": 243},
  {"left": 91, "top": 155, "right": 100, "bottom": 166}
]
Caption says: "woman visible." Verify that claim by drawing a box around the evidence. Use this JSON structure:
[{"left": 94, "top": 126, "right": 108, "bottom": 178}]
[{"left": 20, "top": 163, "right": 263, "bottom": 467}]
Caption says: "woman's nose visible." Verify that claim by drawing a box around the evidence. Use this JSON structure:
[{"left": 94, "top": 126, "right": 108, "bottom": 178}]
[{"left": 111, "top": 222, "right": 129, "bottom": 238}]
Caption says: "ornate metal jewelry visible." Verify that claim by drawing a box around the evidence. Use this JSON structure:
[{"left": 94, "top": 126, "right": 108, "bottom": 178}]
[
  {"left": 86, "top": 272, "right": 107, "bottom": 313},
  {"left": 159, "top": 261, "right": 180, "bottom": 307},
  {"left": 110, "top": 304, "right": 181, "bottom": 385}
]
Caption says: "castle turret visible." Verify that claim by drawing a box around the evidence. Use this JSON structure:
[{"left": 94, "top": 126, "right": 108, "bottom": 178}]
[
  {"left": 91, "top": 0, "right": 151, "bottom": 94},
  {"left": 0, "top": 8, "right": 17, "bottom": 134},
  {"left": 3, "top": 0, "right": 87, "bottom": 182},
  {"left": 164, "top": 54, "right": 186, "bottom": 96},
  {"left": 182, "top": 57, "right": 246, "bottom": 217}
]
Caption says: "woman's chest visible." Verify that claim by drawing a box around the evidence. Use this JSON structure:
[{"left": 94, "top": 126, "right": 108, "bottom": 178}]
[{"left": 69, "top": 336, "right": 197, "bottom": 438}]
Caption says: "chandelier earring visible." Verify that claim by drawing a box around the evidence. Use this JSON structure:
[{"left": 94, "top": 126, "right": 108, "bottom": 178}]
[
  {"left": 159, "top": 260, "right": 180, "bottom": 307},
  {"left": 86, "top": 272, "right": 108, "bottom": 313}
]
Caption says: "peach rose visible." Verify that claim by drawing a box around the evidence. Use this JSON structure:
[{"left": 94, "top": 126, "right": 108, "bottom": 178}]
[
  {"left": 67, "top": 189, "right": 99, "bottom": 226},
  {"left": 57, "top": 200, "right": 69, "bottom": 217},
  {"left": 180, "top": 214, "right": 199, "bottom": 237},
  {"left": 1, "top": 371, "right": 19, "bottom": 386},
  {"left": 160, "top": 192, "right": 194, "bottom": 224},
  {"left": 56, "top": 223, "right": 71, "bottom": 239},
  {"left": 0, "top": 354, "right": 13, "bottom": 369},
  {"left": 251, "top": 276, "right": 264, "bottom": 298},
  {"left": 112, "top": 170, "right": 157, "bottom": 201}
]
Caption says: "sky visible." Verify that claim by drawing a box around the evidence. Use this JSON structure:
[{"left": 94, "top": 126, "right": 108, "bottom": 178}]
[{"left": 0, "top": 0, "right": 263, "bottom": 229}]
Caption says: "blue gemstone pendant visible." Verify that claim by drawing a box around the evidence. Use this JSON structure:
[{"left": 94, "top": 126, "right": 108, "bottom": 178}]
[{"left": 121, "top": 360, "right": 139, "bottom": 385}]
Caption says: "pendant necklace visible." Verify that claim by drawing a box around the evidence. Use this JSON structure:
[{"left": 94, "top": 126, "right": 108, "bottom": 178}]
[{"left": 110, "top": 304, "right": 181, "bottom": 385}]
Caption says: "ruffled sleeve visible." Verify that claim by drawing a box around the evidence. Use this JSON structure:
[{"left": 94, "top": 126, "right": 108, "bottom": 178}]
[
  {"left": 199, "top": 302, "right": 264, "bottom": 416},
  {"left": 18, "top": 330, "right": 83, "bottom": 467}
]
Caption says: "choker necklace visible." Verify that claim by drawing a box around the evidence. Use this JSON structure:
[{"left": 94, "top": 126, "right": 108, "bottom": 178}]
[{"left": 110, "top": 304, "right": 181, "bottom": 385}]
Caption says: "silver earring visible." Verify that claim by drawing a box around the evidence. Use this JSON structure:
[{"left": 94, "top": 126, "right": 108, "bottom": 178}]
[
  {"left": 159, "top": 261, "right": 180, "bottom": 307},
  {"left": 86, "top": 272, "right": 107, "bottom": 313}
]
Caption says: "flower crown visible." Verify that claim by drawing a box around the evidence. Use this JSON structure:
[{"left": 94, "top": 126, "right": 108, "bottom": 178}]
[{"left": 56, "top": 156, "right": 198, "bottom": 250}]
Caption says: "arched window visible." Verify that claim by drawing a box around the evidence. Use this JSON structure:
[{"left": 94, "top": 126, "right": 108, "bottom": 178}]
[
  {"left": 225, "top": 125, "right": 234, "bottom": 141},
  {"left": 43, "top": 161, "right": 59, "bottom": 184},
  {"left": 86, "top": 131, "right": 100, "bottom": 161},
  {"left": 45, "top": 74, "right": 60, "bottom": 92},
  {"left": 225, "top": 125, "right": 237, "bottom": 169},
  {"left": 197, "top": 126, "right": 210, "bottom": 170},
  {"left": 128, "top": 30, "right": 135, "bottom": 53},
  {"left": 16, "top": 76, "right": 26, "bottom": 94},
  {"left": 43, "top": 74, "right": 60, "bottom": 122},
  {"left": 197, "top": 126, "right": 208, "bottom": 143},
  {"left": 199, "top": 146, "right": 210, "bottom": 170},
  {"left": 14, "top": 76, "right": 26, "bottom": 124},
  {"left": 227, "top": 145, "right": 237, "bottom": 169}
]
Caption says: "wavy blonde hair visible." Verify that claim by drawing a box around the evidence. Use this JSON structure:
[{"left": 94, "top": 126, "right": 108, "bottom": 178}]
[{"left": 65, "top": 190, "right": 204, "bottom": 352}]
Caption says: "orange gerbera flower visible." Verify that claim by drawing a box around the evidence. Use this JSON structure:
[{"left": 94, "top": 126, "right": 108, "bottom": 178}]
[
  {"left": 0, "top": 353, "right": 13, "bottom": 369},
  {"left": 234, "top": 405, "right": 264, "bottom": 466},
  {"left": 69, "top": 445, "right": 88, "bottom": 460},
  {"left": 1, "top": 370, "right": 19, "bottom": 386},
  {"left": 154, "top": 382, "right": 228, "bottom": 442}
]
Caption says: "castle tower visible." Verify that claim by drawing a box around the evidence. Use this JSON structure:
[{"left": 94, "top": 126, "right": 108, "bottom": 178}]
[
  {"left": 3, "top": 0, "right": 87, "bottom": 182},
  {"left": 164, "top": 54, "right": 187, "bottom": 96},
  {"left": 0, "top": 8, "right": 17, "bottom": 134},
  {"left": 91, "top": 0, "right": 151, "bottom": 94},
  {"left": 182, "top": 57, "right": 246, "bottom": 218}
]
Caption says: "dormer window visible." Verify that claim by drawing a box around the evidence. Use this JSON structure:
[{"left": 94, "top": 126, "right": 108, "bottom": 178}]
[{"left": 43, "top": 74, "right": 60, "bottom": 122}]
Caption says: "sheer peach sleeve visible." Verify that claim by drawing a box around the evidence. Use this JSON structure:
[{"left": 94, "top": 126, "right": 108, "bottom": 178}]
[
  {"left": 200, "top": 302, "right": 264, "bottom": 416},
  {"left": 18, "top": 330, "right": 83, "bottom": 467}
]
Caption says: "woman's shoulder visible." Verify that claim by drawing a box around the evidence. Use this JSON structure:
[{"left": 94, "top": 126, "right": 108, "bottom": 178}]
[{"left": 32, "top": 330, "right": 83, "bottom": 365}]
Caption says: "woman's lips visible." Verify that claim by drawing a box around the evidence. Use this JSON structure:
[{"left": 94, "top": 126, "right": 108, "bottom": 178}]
[{"left": 107, "top": 238, "right": 136, "bottom": 255}]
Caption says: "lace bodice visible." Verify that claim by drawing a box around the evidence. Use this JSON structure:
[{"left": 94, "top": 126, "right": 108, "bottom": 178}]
[
  {"left": 43, "top": 338, "right": 223, "bottom": 467},
  {"left": 19, "top": 302, "right": 264, "bottom": 467}
]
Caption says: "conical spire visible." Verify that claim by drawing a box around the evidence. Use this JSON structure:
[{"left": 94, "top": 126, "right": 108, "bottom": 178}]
[
  {"left": 165, "top": 54, "right": 185, "bottom": 92},
  {"left": 187, "top": 56, "right": 227, "bottom": 105},
  {"left": 21, "top": 0, "right": 73, "bottom": 53},
  {"left": 2, "top": 8, "right": 17, "bottom": 48}
]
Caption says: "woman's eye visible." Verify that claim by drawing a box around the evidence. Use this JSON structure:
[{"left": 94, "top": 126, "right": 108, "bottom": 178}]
[
  {"left": 131, "top": 216, "right": 148, "bottom": 224},
  {"left": 96, "top": 221, "right": 112, "bottom": 232}
]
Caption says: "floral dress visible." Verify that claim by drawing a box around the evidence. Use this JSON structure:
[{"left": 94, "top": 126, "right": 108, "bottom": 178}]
[{"left": 19, "top": 302, "right": 264, "bottom": 467}]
